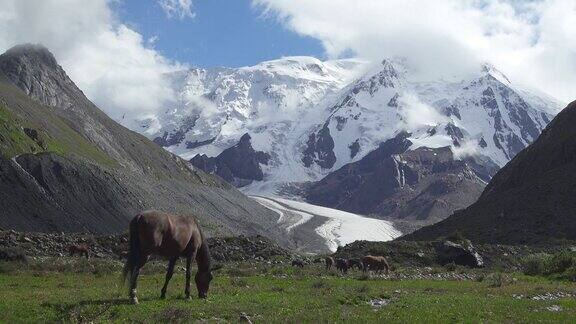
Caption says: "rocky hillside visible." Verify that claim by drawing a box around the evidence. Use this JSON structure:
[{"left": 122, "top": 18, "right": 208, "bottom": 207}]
[
  {"left": 0, "top": 44, "right": 287, "bottom": 245},
  {"left": 406, "top": 101, "right": 576, "bottom": 245},
  {"left": 0, "top": 230, "right": 289, "bottom": 262}
]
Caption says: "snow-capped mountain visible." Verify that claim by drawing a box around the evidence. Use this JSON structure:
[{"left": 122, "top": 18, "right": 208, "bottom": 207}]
[
  {"left": 302, "top": 59, "right": 561, "bottom": 173},
  {"left": 141, "top": 56, "right": 367, "bottom": 159},
  {"left": 137, "top": 56, "right": 563, "bottom": 228}
]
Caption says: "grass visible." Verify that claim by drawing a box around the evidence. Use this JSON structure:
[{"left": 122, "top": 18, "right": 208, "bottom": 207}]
[
  {"left": 0, "top": 105, "right": 54, "bottom": 159},
  {"left": 0, "top": 259, "right": 575, "bottom": 323}
]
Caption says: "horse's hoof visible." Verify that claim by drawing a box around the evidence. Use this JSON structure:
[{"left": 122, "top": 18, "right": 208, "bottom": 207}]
[{"left": 131, "top": 297, "right": 139, "bottom": 305}]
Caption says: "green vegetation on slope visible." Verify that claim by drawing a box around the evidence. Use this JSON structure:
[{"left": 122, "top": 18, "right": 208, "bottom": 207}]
[
  {"left": 0, "top": 105, "right": 63, "bottom": 158},
  {"left": 0, "top": 259, "right": 575, "bottom": 323},
  {"left": 0, "top": 85, "right": 115, "bottom": 167}
]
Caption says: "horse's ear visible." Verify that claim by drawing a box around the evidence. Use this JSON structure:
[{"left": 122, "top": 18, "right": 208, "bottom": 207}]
[{"left": 211, "top": 263, "right": 223, "bottom": 271}]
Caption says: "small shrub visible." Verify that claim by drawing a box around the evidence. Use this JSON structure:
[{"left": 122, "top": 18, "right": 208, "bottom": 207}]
[
  {"left": 547, "top": 251, "right": 575, "bottom": 275},
  {"left": 356, "top": 273, "right": 370, "bottom": 281},
  {"left": 560, "top": 266, "right": 576, "bottom": 282},
  {"left": 485, "top": 272, "right": 509, "bottom": 288},
  {"left": 355, "top": 285, "right": 369, "bottom": 294},
  {"left": 230, "top": 277, "right": 249, "bottom": 287},
  {"left": 270, "top": 286, "right": 284, "bottom": 293},
  {"left": 445, "top": 262, "right": 457, "bottom": 272}
]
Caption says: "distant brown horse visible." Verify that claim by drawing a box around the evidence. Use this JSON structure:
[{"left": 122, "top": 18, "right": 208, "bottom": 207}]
[
  {"left": 122, "top": 211, "right": 213, "bottom": 304},
  {"left": 348, "top": 258, "right": 363, "bottom": 271},
  {"left": 325, "top": 256, "right": 334, "bottom": 270},
  {"left": 68, "top": 244, "right": 89, "bottom": 259},
  {"left": 335, "top": 258, "right": 349, "bottom": 274},
  {"left": 362, "top": 255, "right": 389, "bottom": 274}
]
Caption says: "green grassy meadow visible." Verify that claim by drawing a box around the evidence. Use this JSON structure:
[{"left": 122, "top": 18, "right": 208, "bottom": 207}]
[{"left": 0, "top": 259, "right": 575, "bottom": 323}]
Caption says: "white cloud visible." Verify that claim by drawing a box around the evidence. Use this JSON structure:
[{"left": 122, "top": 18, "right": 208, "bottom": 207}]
[
  {"left": 0, "top": 0, "right": 183, "bottom": 125},
  {"left": 254, "top": 0, "right": 576, "bottom": 103},
  {"left": 398, "top": 93, "right": 449, "bottom": 130},
  {"left": 158, "top": 0, "right": 195, "bottom": 20}
]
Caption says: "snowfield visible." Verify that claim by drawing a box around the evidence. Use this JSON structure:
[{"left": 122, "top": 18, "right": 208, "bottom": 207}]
[{"left": 252, "top": 196, "right": 402, "bottom": 252}]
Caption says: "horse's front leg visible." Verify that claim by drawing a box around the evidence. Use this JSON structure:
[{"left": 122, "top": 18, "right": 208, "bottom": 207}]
[
  {"left": 184, "top": 251, "right": 197, "bottom": 300},
  {"left": 130, "top": 256, "right": 148, "bottom": 305},
  {"left": 160, "top": 257, "right": 177, "bottom": 299}
]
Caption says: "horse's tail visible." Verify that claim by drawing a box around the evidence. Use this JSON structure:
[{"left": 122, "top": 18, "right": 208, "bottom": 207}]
[{"left": 122, "top": 214, "right": 141, "bottom": 284}]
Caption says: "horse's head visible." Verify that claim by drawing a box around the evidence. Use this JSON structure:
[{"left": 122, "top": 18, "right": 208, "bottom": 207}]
[{"left": 195, "top": 270, "right": 213, "bottom": 298}]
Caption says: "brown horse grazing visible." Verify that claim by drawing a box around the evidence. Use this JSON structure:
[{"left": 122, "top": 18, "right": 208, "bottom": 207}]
[
  {"left": 348, "top": 258, "right": 363, "bottom": 271},
  {"left": 362, "top": 255, "right": 389, "bottom": 274},
  {"left": 325, "top": 256, "right": 335, "bottom": 270},
  {"left": 122, "top": 211, "right": 213, "bottom": 304},
  {"left": 68, "top": 244, "right": 89, "bottom": 259},
  {"left": 335, "top": 258, "right": 349, "bottom": 274}
]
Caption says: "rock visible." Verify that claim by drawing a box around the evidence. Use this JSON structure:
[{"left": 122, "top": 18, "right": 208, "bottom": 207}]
[
  {"left": 546, "top": 305, "right": 562, "bottom": 312},
  {"left": 367, "top": 298, "right": 390, "bottom": 309},
  {"left": 190, "top": 133, "right": 270, "bottom": 187},
  {"left": 434, "top": 240, "right": 484, "bottom": 267},
  {"left": 239, "top": 313, "right": 252, "bottom": 323}
]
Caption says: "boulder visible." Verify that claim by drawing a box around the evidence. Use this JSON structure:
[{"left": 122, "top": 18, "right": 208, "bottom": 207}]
[{"left": 434, "top": 240, "right": 484, "bottom": 267}]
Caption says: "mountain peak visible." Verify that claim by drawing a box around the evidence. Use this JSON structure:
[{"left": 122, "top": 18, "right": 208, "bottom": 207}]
[
  {"left": 1, "top": 43, "right": 59, "bottom": 70},
  {"left": 0, "top": 43, "right": 81, "bottom": 109},
  {"left": 480, "top": 62, "right": 511, "bottom": 84}
]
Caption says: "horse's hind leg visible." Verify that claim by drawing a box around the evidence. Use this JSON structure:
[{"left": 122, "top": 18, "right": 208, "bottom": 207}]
[{"left": 160, "top": 257, "right": 177, "bottom": 299}]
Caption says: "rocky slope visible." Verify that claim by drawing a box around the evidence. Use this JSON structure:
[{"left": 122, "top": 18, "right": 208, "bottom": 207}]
[
  {"left": 0, "top": 44, "right": 286, "bottom": 244},
  {"left": 0, "top": 230, "right": 290, "bottom": 262},
  {"left": 406, "top": 101, "right": 576, "bottom": 245},
  {"left": 306, "top": 133, "right": 487, "bottom": 231}
]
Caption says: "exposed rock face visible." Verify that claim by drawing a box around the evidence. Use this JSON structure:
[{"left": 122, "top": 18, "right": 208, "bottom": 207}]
[
  {"left": 302, "top": 122, "right": 336, "bottom": 169},
  {"left": 153, "top": 115, "right": 199, "bottom": 147},
  {"left": 306, "top": 133, "right": 486, "bottom": 230},
  {"left": 434, "top": 240, "right": 484, "bottom": 268},
  {"left": 0, "top": 44, "right": 288, "bottom": 246},
  {"left": 0, "top": 44, "right": 78, "bottom": 109},
  {"left": 406, "top": 101, "right": 576, "bottom": 245},
  {"left": 190, "top": 133, "right": 270, "bottom": 187}
]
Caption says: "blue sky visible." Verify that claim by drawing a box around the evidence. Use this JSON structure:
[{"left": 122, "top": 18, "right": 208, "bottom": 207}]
[{"left": 115, "top": 0, "right": 325, "bottom": 68}]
